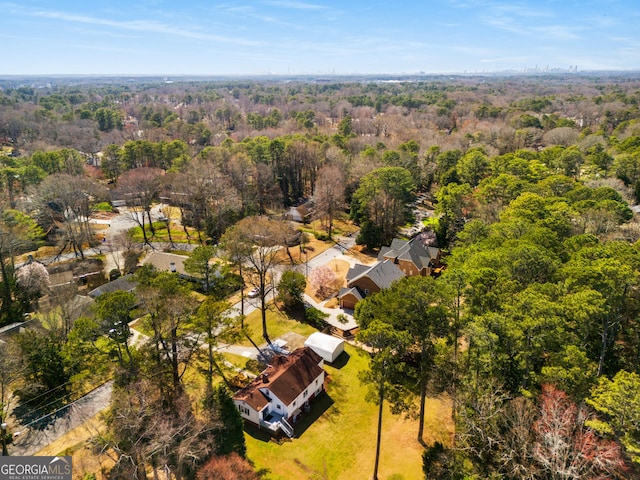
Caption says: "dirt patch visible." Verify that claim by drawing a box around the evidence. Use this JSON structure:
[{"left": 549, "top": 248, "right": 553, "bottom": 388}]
[
  {"left": 346, "top": 245, "right": 379, "bottom": 265},
  {"left": 305, "top": 258, "right": 350, "bottom": 303},
  {"left": 306, "top": 217, "right": 358, "bottom": 237},
  {"left": 327, "top": 258, "right": 350, "bottom": 283},
  {"left": 91, "top": 211, "right": 117, "bottom": 221},
  {"left": 278, "top": 332, "right": 307, "bottom": 350},
  {"left": 324, "top": 298, "right": 340, "bottom": 308},
  {"left": 35, "top": 415, "right": 114, "bottom": 479},
  {"left": 274, "top": 233, "right": 333, "bottom": 266}
]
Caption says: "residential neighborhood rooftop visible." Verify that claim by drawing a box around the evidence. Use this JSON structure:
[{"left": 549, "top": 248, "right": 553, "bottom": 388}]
[{"left": 234, "top": 347, "right": 324, "bottom": 411}]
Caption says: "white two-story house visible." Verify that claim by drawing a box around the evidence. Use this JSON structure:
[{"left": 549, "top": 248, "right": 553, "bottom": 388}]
[{"left": 233, "top": 347, "right": 326, "bottom": 437}]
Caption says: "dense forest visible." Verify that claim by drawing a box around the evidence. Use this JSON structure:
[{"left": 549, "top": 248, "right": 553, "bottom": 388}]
[{"left": 1, "top": 73, "right": 640, "bottom": 479}]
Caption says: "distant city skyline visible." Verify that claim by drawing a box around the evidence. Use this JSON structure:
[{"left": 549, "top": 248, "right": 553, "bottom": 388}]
[{"left": 3, "top": 1, "right": 640, "bottom": 75}]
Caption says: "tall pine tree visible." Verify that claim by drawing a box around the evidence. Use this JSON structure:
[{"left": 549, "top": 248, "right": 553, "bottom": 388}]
[{"left": 210, "top": 384, "right": 246, "bottom": 458}]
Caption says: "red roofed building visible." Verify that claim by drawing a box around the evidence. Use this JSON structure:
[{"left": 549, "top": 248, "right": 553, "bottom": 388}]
[{"left": 232, "top": 347, "right": 326, "bottom": 437}]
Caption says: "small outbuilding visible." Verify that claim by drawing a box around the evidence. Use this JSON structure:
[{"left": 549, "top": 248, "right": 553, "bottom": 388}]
[{"left": 304, "top": 332, "right": 345, "bottom": 363}]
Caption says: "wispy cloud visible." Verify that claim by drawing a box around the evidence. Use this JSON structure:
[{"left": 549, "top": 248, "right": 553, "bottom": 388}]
[
  {"left": 448, "top": 0, "right": 551, "bottom": 17},
  {"left": 533, "top": 25, "right": 582, "bottom": 41},
  {"left": 11, "top": 5, "right": 263, "bottom": 46},
  {"left": 491, "top": 3, "right": 553, "bottom": 19},
  {"left": 213, "top": 4, "right": 281, "bottom": 25},
  {"left": 262, "top": 1, "right": 327, "bottom": 10},
  {"left": 480, "top": 14, "right": 523, "bottom": 34},
  {"left": 481, "top": 12, "right": 582, "bottom": 41}
]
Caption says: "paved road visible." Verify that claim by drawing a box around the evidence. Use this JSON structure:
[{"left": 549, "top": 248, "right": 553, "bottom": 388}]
[
  {"left": 8, "top": 381, "right": 113, "bottom": 456},
  {"left": 226, "top": 234, "right": 357, "bottom": 318},
  {"left": 8, "top": 230, "right": 359, "bottom": 456}
]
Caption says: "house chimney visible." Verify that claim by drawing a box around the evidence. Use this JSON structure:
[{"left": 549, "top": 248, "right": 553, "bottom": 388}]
[{"left": 262, "top": 373, "right": 269, "bottom": 383}]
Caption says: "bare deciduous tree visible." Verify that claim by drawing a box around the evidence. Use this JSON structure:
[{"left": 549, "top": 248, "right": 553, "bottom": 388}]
[
  {"left": 116, "top": 167, "right": 163, "bottom": 246},
  {"left": 533, "top": 385, "right": 629, "bottom": 480},
  {"left": 220, "top": 216, "right": 286, "bottom": 344},
  {"left": 104, "top": 380, "right": 217, "bottom": 480},
  {"left": 314, "top": 164, "right": 345, "bottom": 239},
  {"left": 32, "top": 173, "right": 108, "bottom": 258},
  {"left": 169, "top": 159, "right": 240, "bottom": 244}
]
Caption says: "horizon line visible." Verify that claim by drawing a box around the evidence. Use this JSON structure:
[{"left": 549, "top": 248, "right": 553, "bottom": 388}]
[{"left": 3, "top": 69, "right": 640, "bottom": 78}]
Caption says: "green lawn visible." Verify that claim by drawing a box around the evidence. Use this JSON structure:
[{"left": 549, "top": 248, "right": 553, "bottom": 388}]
[
  {"left": 244, "top": 344, "right": 452, "bottom": 480},
  {"left": 239, "top": 307, "right": 317, "bottom": 347},
  {"left": 130, "top": 221, "right": 198, "bottom": 244}
]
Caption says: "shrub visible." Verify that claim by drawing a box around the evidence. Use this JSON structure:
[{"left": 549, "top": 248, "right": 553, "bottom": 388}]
[
  {"left": 304, "top": 306, "right": 329, "bottom": 329},
  {"left": 93, "top": 202, "right": 113, "bottom": 212}
]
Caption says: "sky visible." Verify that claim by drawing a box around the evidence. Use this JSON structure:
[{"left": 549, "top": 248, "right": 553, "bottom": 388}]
[{"left": 3, "top": 0, "right": 640, "bottom": 76}]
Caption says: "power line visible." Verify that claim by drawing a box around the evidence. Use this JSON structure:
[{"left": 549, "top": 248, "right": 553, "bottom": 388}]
[
  {"left": 18, "top": 381, "right": 112, "bottom": 431},
  {"left": 15, "top": 380, "right": 72, "bottom": 408}
]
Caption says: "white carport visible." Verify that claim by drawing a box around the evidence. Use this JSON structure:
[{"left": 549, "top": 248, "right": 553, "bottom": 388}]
[{"left": 304, "top": 332, "right": 345, "bottom": 363}]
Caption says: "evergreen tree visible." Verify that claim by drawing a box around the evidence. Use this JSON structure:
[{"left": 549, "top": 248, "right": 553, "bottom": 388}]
[{"left": 211, "top": 384, "right": 246, "bottom": 458}]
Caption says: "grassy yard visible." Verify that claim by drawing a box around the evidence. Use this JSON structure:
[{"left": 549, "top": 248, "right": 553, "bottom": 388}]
[
  {"left": 239, "top": 307, "right": 317, "bottom": 347},
  {"left": 130, "top": 221, "right": 199, "bottom": 244},
  {"left": 244, "top": 344, "right": 454, "bottom": 480},
  {"left": 222, "top": 351, "right": 254, "bottom": 371}
]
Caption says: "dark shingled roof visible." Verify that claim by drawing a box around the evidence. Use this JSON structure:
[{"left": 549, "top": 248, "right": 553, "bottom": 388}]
[
  {"left": 379, "top": 237, "right": 440, "bottom": 271},
  {"left": 234, "top": 347, "right": 324, "bottom": 410},
  {"left": 345, "top": 263, "right": 371, "bottom": 282},
  {"left": 88, "top": 274, "right": 137, "bottom": 298},
  {"left": 338, "top": 286, "right": 364, "bottom": 301},
  {"left": 347, "top": 259, "right": 404, "bottom": 290}
]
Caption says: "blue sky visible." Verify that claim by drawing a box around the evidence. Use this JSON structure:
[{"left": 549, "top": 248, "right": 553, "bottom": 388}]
[{"left": 3, "top": 0, "right": 640, "bottom": 75}]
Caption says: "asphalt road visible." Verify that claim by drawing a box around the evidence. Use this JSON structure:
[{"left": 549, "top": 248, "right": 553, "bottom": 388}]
[
  {"left": 7, "top": 228, "right": 357, "bottom": 456},
  {"left": 9, "top": 381, "right": 113, "bottom": 456}
]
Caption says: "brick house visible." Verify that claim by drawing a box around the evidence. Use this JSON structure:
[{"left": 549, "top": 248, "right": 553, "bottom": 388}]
[
  {"left": 378, "top": 237, "right": 441, "bottom": 276},
  {"left": 338, "top": 237, "right": 441, "bottom": 310},
  {"left": 338, "top": 259, "right": 404, "bottom": 310}
]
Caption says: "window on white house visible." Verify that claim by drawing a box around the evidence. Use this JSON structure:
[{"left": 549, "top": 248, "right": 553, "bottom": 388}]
[{"left": 303, "top": 390, "right": 308, "bottom": 398}]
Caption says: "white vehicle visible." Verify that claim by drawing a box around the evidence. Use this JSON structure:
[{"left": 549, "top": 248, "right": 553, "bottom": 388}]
[{"left": 248, "top": 287, "right": 261, "bottom": 298}]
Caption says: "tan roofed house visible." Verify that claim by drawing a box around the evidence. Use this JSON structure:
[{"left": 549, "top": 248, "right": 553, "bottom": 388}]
[{"left": 142, "top": 251, "right": 189, "bottom": 276}]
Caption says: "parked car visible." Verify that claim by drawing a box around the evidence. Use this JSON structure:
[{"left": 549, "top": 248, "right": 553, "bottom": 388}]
[{"left": 248, "top": 287, "right": 261, "bottom": 298}]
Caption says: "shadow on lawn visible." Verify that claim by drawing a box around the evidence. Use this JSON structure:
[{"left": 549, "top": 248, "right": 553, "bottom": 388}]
[
  {"left": 293, "top": 391, "right": 334, "bottom": 438},
  {"left": 244, "top": 391, "right": 334, "bottom": 442},
  {"left": 244, "top": 423, "right": 274, "bottom": 443},
  {"left": 326, "top": 350, "right": 350, "bottom": 369}
]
